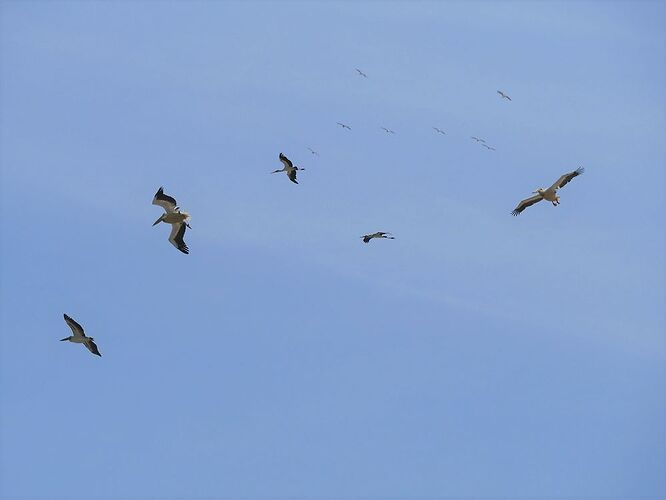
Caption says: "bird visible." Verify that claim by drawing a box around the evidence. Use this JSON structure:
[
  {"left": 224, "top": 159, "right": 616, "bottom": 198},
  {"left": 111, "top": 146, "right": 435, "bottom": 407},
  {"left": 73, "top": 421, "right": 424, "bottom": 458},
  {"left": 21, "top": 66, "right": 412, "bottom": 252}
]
[
  {"left": 152, "top": 187, "right": 190, "bottom": 254},
  {"left": 361, "top": 231, "right": 395, "bottom": 243},
  {"left": 380, "top": 127, "right": 395, "bottom": 134},
  {"left": 432, "top": 127, "right": 446, "bottom": 135},
  {"left": 307, "top": 147, "right": 319, "bottom": 156},
  {"left": 511, "top": 167, "right": 585, "bottom": 216},
  {"left": 471, "top": 136, "right": 486, "bottom": 143},
  {"left": 482, "top": 144, "right": 496, "bottom": 151},
  {"left": 272, "top": 152, "right": 304, "bottom": 184},
  {"left": 60, "top": 314, "right": 101, "bottom": 357},
  {"left": 497, "top": 90, "right": 512, "bottom": 101},
  {"left": 355, "top": 68, "right": 367, "bottom": 78},
  {"left": 337, "top": 122, "right": 352, "bottom": 130}
]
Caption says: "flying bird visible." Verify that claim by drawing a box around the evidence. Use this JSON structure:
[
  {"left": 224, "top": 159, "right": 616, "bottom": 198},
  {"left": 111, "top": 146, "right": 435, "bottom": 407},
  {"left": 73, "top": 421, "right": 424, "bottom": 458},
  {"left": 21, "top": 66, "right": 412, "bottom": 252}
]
[
  {"left": 152, "top": 187, "right": 190, "bottom": 254},
  {"left": 511, "top": 167, "right": 585, "bottom": 216},
  {"left": 307, "top": 147, "right": 319, "bottom": 156},
  {"left": 337, "top": 122, "right": 352, "bottom": 130},
  {"left": 380, "top": 127, "right": 395, "bottom": 134},
  {"left": 361, "top": 231, "right": 395, "bottom": 243},
  {"left": 471, "top": 136, "right": 486, "bottom": 143},
  {"left": 60, "top": 314, "right": 101, "bottom": 357},
  {"left": 497, "top": 90, "right": 512, "bottom": 101},
  {"left": 432, "top": 127, "right": 446, "bottom": 135},
  {"left": 482, "top": 144, "right": 496, "bottom": 151},
  {"left": 355, "top": 68, "right": 368, "bottom": 78},
  {"left": 272, "top": 152, "right": 304, "bottom": 184}
]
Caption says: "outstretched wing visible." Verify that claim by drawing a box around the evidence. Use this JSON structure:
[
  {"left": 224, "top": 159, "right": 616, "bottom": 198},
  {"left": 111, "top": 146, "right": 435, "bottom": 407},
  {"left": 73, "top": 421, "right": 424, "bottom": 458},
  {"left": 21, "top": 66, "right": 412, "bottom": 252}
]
[
  {"left": 85, "top": 339, "right": 102, "bottom": 357},
  {"left": 64, "top": 314, "right": 85, "bottom": 338},
  {"left": 152, "top": 187, "right": 178, "bottom": 214},
  {"left": 550, "top": 167, "right": 585, "bottom": 191},
  {"left": 511, "top": 194, "right": 543, "bottom": 216},
  {"left": 288, "top": 169, "right": 299, "bottom": 184},
  {"left": 279, "top": 153, "right": 293, "bottom": 170},
  {"left": 168, "top": 223, "right": 189, "bottom": 254}
]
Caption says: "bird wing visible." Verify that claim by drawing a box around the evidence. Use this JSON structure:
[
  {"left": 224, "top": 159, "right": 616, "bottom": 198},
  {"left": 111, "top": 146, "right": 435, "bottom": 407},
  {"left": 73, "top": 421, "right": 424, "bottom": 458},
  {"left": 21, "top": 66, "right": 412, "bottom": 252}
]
[
  {"left": 550, "top": 167, "right": 585, "bottom": 191},
  {"left": 168, "top": 223, "right": 189, "bottom": 254},
  {"left": 511, "top": 194, "right": 544, "bottom": 216},
  {"left": 287, "top": 169, "right": 299, "bottom": 184},
  {"left": 64, "top": 314, "right": 85, "bottom": 338},
  {"left": 85, "top": 339, "right": 102, "bottom": 357},
  {"left": 362, "top": 235, "right": 372, "bottom": 243},
  {"left": 279, "top": 153, "right": 293, "bottom": 170},
  {"left": 152, "top": 187, "right": 178, "bottom": 214}
]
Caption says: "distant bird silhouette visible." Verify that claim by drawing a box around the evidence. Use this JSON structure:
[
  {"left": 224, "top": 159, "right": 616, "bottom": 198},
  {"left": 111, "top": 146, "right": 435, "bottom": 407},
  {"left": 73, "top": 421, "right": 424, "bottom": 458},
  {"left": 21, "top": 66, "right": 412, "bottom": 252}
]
[
  {"left": 497, "top": 90, "right": 512, "bottom": 101},
  {"left": 272, "top": 152, "right": 304, "bottom": 184},
  {"left": 307, "top": 147, "right": 319, "bottom": 156},
  {"left": 380, "top": 127, "right": 395, "bottom": 134},
  {"left": 355, "top": 68, "right": 368, "bottom": 78},
  {"left": 432, "top": 127, "right": 446, "bottom": 135},
  {"left": 482, "top": 144, "right": 496, "bottom": 151},
  {"left": 361, "top": 231, "right": 395, "bottom": 243},
  {"left": 471, "top": 136, "right": 486, "bottom": 143},
  {"left": 337, "top": 122, "right": 352, "bottom": 130},
  {"left": 61, "top": 314, "right": 101, "bottom": 357}
]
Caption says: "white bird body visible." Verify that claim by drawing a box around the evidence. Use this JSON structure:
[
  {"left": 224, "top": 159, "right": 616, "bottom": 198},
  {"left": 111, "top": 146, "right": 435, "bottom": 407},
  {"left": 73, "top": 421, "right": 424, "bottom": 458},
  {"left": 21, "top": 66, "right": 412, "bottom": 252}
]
[
  {"left": 61, "top": 314, "right": 101, "bottom": 356},
  {"left": 152, "top": 187, "right": 190, "bottom": 254},
  {"left": 511, "top": 167, "right": 585, "bottom": 215}
]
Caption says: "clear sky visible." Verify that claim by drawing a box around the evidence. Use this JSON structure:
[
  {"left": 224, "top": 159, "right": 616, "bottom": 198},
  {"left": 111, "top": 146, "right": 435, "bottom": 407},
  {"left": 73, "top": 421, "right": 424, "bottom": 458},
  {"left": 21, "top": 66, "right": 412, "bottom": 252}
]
[{"left": 1, "top": 1, "right": 664, "bottom": 499}]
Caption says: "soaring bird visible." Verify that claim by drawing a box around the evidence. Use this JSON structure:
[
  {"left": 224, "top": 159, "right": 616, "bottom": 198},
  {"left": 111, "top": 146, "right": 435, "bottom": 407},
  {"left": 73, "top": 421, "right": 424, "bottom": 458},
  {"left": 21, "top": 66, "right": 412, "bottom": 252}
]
[
  {"left": 380, "top": 127, "right": 395, "bottom": 134},
  {"left": 511, "top": 167, "right": 585, "bottom": 216},
  {"left": 355, "top": 68, "right": 368, "bottom": 78},
  {"left": 361, "top": 231, "right": 395, "bottom": 243},
  {"left": 152, "top": 187, "right": 190, "bottom": 254},
  {"left": 471, "top": 136, "right": 486, "bottom": 143},
  {"left": 307, "top": 147, "right": 319, "bottom": 156},
  {"left": 432, "top": 127, "right": 446, "bottom": 135},
  {"left": 482, "top": 144, "right": 496, "bottom": 151},
  {"left": 337, "top": 122, "right": 352, "bottom": 130},
  {"left": 497, "top": 90, "right": 512, "bottom": 101},
  {"left": 60, "top": 314, "right": 101, "bottom": 357},
  {"left": 272, "top": 152, "right": 304, "bottom": 184}
]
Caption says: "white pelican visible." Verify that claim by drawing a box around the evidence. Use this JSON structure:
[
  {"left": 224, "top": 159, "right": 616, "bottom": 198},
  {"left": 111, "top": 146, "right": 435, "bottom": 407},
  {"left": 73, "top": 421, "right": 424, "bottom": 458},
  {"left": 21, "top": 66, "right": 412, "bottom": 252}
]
[
  {"left": 433, "top": 127, "right": 446, "bottom": 135},
  {"left": 511, "top": 167, "right": 585, "bottom": 216},
  {"left": 152, "top": 187, "right": 190, "bottom": 254},
  {"left": 361, "top": 231, "right": 395, "bottom": 243},
  {"left": 61, "top": 314, "right": 101, "bottom": 357},
  {"left": 497, "top": 90, "right": 512, "bottom": 101},
  {"left": 380, "top": 127, "right": 395, "bottom": 134},
  {"left": 355, "top": 68, "right": 368, "bottom": 78},
  {"left": 337, "top": 122, "right": 352, "bottom": 130},
  {"left": 272, "top": 153, "right": 304, "bottom": 184}
]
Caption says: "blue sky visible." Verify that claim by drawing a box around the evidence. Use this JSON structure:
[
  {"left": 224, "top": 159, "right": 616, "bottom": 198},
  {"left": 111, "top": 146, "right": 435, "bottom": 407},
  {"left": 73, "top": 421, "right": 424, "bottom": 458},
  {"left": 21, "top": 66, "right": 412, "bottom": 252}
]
[{"left": 0, "top": 1, "right": 664, "bottom": 499}]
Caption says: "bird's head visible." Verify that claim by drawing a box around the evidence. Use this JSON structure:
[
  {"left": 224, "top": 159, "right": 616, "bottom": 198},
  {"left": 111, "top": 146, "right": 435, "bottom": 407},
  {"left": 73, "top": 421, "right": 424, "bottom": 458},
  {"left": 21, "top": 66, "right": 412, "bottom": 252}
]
[{"left": 533, "top": 188, "right": 545, "bottom": 195}]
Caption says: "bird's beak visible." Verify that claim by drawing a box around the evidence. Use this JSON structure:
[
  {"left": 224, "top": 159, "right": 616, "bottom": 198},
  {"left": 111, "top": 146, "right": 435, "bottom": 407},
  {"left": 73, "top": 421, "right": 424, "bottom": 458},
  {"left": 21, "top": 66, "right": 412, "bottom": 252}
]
[
  {"left": 60, "top": 337, "right": 69, "bottom": 341},
  {"left": 152, "top": 216, "right": 163, "bottom": 226}
]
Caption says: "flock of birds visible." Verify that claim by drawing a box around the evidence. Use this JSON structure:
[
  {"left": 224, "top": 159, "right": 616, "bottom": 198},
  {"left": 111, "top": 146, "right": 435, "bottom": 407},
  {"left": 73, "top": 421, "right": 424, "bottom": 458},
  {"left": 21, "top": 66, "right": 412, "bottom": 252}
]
[{"left": 59, "top": 69, "right": 586, "bottom": 357}]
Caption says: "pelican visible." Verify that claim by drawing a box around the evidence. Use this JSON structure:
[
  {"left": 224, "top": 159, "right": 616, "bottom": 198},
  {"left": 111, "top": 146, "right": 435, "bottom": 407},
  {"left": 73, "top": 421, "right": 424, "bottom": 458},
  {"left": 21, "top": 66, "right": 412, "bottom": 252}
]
[
  {"left": 361, "top": 231, "right": 395, "bottom": 243},
  {"left": 497, "top": 90, "right": 512, "bottom": 101},
  {"left": 471, "top": 136, "right": 486, "bottom": 143},
  {"left": 355, "top": 68, "right": 368, "bottom": 78},
  {"left": 307, "top": 147, "right": 319, "bottom": 156},
  {"left": 433, "top": 127, "right": 446, "bottom": 135},
  {"left": 272, "top": 153, "right": 304, "bottom": 184},
  {"left": 380, "top": 127, "right": 395, "bottom": 134},
  {"left": 511, "top": 167, "right": 585, "bottom": 216},
  {"left": 337, "top": 122, "right": 352, "bottom": 130},
  {"left": 61, "top": 314, "right": 101, "bottom": 357},
  {"left": 152, "top": 187, "right": 190, "bottom": 254}
]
